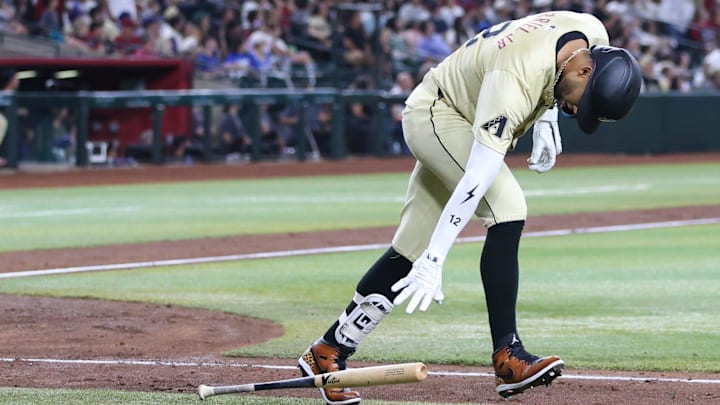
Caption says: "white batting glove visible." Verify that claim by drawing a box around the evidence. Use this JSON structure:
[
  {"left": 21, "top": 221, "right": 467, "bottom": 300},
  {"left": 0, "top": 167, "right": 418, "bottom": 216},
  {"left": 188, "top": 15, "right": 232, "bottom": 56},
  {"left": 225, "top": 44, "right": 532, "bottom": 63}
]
[
  {"left": 528, "top": 107, "right": 562, "bottom": 173},
  {"left": 391, "top": 251, "right": 445, "bottom": 314}
]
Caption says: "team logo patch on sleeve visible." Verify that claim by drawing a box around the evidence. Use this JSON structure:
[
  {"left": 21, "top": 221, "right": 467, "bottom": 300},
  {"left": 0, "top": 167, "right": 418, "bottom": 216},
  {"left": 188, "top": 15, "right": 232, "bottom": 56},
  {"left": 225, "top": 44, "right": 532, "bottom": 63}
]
[{"left": 481, "top": 115, "right": 508, "bottom": 138}]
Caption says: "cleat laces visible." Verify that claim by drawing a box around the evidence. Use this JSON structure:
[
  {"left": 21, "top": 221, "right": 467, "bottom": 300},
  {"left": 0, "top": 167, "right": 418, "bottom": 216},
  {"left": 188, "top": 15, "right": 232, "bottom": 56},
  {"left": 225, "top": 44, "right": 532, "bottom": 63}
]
[{"left": 508, "top": 342, "right": 540, "bottom": 364}]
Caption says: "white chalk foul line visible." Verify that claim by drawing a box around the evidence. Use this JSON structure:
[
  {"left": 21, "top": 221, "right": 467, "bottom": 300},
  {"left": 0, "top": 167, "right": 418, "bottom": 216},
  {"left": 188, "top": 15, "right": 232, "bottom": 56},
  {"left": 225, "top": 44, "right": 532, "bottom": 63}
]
[
  {"left": 524, "top": 183, "right": 650, "bottom": 197},
  {"left": 429, "top": 369, "right": 720, "bottom": 384},
  {"left": 0, "top": 206, "right": 139, "bottom": 218},
  {"left": 1, "top": 357, "right": 718, "bottom": 385},
  {"left": 2, "top": 217, "right": 719, "bottom": 280}
]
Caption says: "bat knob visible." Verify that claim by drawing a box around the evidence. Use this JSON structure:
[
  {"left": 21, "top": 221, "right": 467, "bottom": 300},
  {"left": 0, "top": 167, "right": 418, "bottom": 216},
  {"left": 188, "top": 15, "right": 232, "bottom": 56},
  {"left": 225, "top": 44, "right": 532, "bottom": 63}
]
[{"left": 197, "top": 384, "right": 211, "bottom": 400}]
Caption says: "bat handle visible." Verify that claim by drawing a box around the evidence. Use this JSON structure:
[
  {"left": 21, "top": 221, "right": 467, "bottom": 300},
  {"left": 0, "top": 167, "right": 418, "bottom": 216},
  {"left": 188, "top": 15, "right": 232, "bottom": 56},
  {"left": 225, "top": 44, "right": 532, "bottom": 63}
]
[{"left": 198, "top": 384, "right": 214, "bottom": 400}]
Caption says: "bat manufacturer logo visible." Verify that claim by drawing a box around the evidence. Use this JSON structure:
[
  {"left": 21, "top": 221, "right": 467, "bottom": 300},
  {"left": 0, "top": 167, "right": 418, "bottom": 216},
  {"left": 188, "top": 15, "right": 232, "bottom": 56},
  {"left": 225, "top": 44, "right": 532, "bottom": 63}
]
[
  {"left": 321, "top": 374, "right": 341, "bottom": 385},
  {"left": 481, "top": 115, "right": 507, "bottom": 138}
]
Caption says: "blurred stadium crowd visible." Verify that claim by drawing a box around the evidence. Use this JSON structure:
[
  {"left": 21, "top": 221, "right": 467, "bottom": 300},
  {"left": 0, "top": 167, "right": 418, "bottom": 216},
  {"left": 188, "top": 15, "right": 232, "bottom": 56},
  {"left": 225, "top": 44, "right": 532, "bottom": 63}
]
[
  {"left": 2, "top": 0, "right": 719, "bottom": 165},
  {"left": 2, "top": 0, "right": 720, "bottom": 92}
]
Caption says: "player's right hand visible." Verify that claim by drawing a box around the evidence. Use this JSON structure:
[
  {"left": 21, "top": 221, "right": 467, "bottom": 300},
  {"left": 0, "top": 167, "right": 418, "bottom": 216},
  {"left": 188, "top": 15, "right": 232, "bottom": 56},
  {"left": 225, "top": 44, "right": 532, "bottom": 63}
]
[
  {"left": 391, "top": 251, "right": 445, "bottom": 314},
  {"left": 528, "top": 106, "right": 562, "bottom": 173}
]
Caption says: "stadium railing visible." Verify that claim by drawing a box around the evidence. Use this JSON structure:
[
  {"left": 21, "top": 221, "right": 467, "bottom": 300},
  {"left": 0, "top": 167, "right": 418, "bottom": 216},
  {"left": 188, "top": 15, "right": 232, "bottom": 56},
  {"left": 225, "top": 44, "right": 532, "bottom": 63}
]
[
  {"left": 0, "top": 88, "right": 408, "bottom": 169},
  {"left": 2, "top": 88, "right": 720, "bottom": 170}
]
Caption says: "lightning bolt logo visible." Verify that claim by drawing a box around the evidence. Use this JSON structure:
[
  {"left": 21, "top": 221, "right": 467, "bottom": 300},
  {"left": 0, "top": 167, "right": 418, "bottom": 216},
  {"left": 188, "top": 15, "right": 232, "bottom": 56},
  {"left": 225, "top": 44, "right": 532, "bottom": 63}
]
[{"left": 461, "top": 185, "right": 479, "bottom": 204}]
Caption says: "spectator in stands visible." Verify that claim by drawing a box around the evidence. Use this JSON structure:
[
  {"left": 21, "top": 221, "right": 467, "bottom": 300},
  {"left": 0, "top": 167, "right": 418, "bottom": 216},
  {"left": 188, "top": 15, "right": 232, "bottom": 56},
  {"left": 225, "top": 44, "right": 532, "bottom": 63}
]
[
  {"left": 699, "top": 39, "right": 720, "bottom": 88},
  {"left": 273, "top": 101, "right": 302, "bottom": 158},
  {"left": 78, "top": 20, "right": 107, "bottom": 53},
  {"left": 708, "top": 69, "right": 720, "bottom": 90},
  {"left": 381, "top": 0, "right": 404, "bottom": 16},
  {"left": 491, "top": 0, "right": 513, "bottom": 23},
  {"left": 436, "top": 0, "right": 464, "bottom": 31},
  {"left": 0, "top": 68, "right": 20, "bottom": 166},
  {"left": 672, "top": 51, "right": 694, "bottom": 92},
  {"left": 289, "top": 0, "right": 313, "bottom": 42},
  {"left": 194, "top": 12, "right": 213, "bottom": 44},
  {"left": 196, "top": 36, "right": 224, "bottom": 78},
  {"left": 247, "top": 19, "right": 317, "bottom": 88},
  {"left": 344, "top": 75, "right": 375, "bottom": 155},
  {"left": 632, "top": 0, "right": 659, "bottom": 21},
  {"left": 17, "top": 0, "right": 42, "bottom": 36},
  {"left": 655, "top": 0, "right": 695, "bottom": 42},
  {"left": 397, "top": 0, "right": 430, "bottom": 28},
  {"left": 113, "top": 12, "right": 143, "bottom": 56},
  {"left": 65, "top": 14, "right": 102, "bottom": 54},
  {"left": 634, "top": 18, "right": 662, "bottom": 48},
  {"left": 469, "top": 3, "right": 494, "bottom": 33},
  {"left": 342, "top": 11, "right": 375, "bottom": 70},
  {"left": 308, "top": 103, "right": 333, "bottom": 157},
  {"left": 217, "top": 104, "right": 251, "bottom": 162},
  {"left": 39, "top": 0, "right": 62, "bottom": 41},
  {"left": 137, "top": 14, "right": 162, "bottom": 57},
  {"left": 243, "top": 9, "right": 261, "bottom": 39},
  {"left": 388, "top": 71, "right": 414, "bottom": 156},
  {"left": 6, "top": 0, "right": 719, "bottom": 95},
  {"left": 160, "top": 5, "right": 185, "bottom": 56},
  {"left": 444, "top": 15, "right": 473, "bottom": 50},
  {"left": 172, "top": 106, "right": 206, "bottom": 164},
  {"left": 305, "top": 1, "right": 332, "bottom": 61},
  {"left": 600, "top": 4, "right": 625, "bottom": 43},
  {"left": 63, "top": 0, "right": 95, "bottom": 28},
  {"left": 89, "top": 3, "right": 118, "bottom": 44},
  {"left": 416, "top": 19, "right": 452, "bottom": 77},
  {"left": 247, "top": 34, "right": 274, "bottom": 74},
  {"left": 180, "top": 21, "right": 201, "bottom": 56},
  {"left": 400, "top": 20, "right": 423, "bottom": 75},
  {"left": 257, "top": 102, "right": 284, "bottom": 156},
  {"left": 639, "top": 54, "right": 662, "bottom": 92},
  {"left": 274, "top": 0, "right": 294, "bottom": 36},
  {"left": 241, "top": 0, "right": 272, "bottom": 32},
  {"left": 380, "top": 16, "right": 416, "bottom": 76},
  {"left": 687, "top": 6, "right": 718, "bottom": 43},
  {"left": 358, "top": 8, "right": 379, "bottom": 40},
  {"left": 0, "top": 0, "right": 27, "bottom": 34},
  {"left": 50, "top": 107, "right": 75, "bottom": 163},
  {"left": 220, "top": 7, "right": 244, "bottom": 60},
  {"left": 657, "top": 61, "right": 675, "bottom": 92},
  {"left": 223, "top": 38, "right": 247, "bottom": 66}
]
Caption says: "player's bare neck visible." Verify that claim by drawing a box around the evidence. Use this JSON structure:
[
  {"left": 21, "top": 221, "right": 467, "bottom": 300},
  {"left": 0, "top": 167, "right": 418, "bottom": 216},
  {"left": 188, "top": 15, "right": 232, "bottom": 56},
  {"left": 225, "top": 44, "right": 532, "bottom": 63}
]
[{"left": 556, "top": 39, "right": 589, "bottom": 70}]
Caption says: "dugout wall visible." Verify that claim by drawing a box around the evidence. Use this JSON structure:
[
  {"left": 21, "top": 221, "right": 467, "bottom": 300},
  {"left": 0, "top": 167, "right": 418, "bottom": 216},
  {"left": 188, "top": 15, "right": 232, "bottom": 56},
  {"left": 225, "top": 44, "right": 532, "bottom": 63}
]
[{"left": 0, "top": 58, "right": 192, "bottom": 163}]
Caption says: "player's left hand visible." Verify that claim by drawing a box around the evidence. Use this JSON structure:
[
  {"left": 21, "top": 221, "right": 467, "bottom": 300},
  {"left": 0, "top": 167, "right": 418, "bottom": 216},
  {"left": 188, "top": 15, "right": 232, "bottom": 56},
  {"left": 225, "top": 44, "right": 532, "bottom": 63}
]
[
  {"left": 391, "top": 251, "right": 445, "bottom": 314},
  {"left": 528, "top": 107, "right": 562, "bottom": 173}
]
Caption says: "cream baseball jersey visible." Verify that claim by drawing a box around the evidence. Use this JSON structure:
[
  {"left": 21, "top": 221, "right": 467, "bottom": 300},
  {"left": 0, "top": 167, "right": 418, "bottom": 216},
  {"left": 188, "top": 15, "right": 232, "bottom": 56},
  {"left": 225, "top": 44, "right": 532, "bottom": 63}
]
[{"left": 424, "top": 11, "right": 609, "bottom": 154}]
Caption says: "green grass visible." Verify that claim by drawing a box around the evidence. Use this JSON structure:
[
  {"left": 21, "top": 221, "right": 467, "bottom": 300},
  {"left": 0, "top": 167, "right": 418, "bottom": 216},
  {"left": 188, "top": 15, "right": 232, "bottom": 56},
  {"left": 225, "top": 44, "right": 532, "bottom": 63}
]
[
  {"left": 3, "top": 160, "right": 720, "bottom": 404},
  {"left": 0, "top": 388, "right": 449, "bottom": 405},
  {"left": 3, "top": 224, "right": 719, "bottom": 372},
  {"left": 2, "top": 162, "right": 719, "bottom": 252}
]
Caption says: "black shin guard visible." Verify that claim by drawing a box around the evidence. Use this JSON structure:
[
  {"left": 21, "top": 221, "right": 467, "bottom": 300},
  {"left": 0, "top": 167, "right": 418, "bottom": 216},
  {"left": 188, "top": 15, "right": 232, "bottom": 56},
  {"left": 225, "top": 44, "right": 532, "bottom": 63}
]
[
  {"left": 481, "top": 220, "right": 524, "bottom": 350},
  {"left": 321, "top": 247, "right": 412, "bottom": 355}
]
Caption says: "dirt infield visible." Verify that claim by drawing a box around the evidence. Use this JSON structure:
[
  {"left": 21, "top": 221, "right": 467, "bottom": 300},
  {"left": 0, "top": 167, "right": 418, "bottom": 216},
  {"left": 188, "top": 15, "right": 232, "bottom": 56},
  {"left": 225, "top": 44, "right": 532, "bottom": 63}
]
[{"left": 1, "top": 154, "right": 719, "bottom": 404}]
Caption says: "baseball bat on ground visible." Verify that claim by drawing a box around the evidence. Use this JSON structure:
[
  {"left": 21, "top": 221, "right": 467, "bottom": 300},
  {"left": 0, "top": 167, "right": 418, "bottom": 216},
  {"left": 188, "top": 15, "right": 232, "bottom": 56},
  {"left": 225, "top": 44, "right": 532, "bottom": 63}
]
[{"left": 197, "top": 362, "right": 427, "bottom": 400}]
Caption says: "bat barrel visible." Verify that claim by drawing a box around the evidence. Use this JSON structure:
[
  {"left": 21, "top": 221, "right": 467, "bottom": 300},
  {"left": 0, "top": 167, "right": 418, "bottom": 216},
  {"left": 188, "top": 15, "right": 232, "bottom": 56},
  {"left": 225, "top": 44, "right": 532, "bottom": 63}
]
[
  {"left": 316, "top": 362, "right": 428, "bottom": 388},
  {"left": 197, "top": 362, "right": 427, "bottom": 399}
]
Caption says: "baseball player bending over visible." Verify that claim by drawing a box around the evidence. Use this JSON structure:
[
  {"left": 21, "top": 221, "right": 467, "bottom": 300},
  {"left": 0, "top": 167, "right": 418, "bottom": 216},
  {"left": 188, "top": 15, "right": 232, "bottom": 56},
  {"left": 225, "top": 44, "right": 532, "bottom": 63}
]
[{"left": 298, "top": 10, "right": 642, "bottom": 403}]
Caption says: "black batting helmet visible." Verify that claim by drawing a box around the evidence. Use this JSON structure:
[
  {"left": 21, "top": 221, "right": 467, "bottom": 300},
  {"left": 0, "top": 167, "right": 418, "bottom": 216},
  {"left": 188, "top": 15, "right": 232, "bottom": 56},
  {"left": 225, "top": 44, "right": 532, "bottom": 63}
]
[{"left": 576, "top": 46, "right": 642, "bottom": 134}]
